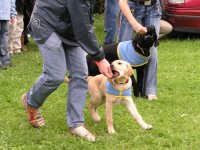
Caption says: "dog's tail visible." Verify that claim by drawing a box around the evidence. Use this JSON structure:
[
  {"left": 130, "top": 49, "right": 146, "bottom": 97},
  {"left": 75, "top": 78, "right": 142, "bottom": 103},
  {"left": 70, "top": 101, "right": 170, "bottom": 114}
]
[{"left": 64, "top": 77, "right": 69, "bottom": 83}]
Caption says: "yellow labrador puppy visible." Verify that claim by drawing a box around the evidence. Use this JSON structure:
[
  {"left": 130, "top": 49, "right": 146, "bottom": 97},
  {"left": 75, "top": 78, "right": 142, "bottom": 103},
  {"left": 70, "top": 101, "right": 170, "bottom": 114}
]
[{"left": 88, "top": 60, "right": 153, "bottom": 134}]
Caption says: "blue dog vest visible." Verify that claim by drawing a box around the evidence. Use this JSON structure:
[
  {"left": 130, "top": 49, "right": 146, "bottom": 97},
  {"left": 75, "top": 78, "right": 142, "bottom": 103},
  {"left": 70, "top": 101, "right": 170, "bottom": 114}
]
[
  {"left": 117, "top": 40, "right": 150, "bottom": 67},
  {"left": 105, "top": 81, "right": 132, "bottom": 98}
]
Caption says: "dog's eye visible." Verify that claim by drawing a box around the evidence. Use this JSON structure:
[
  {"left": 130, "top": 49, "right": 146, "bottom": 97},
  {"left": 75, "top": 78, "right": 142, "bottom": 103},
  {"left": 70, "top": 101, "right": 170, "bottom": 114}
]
[{"left": 118, "top": 62, "right": 122, "bottom": 65}]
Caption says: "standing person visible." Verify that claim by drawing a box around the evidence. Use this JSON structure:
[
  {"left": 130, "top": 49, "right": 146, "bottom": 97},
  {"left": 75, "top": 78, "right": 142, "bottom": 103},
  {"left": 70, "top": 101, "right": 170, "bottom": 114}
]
[
  {"left": 159, "top": 19, "right": 173, "bottom": 39},
  {"left": 8, "top": 0, "right": 25, "bottom": 55},
  {"left": 0, "top": 0, "right": 16, "bottom": 69},
  {"left": 23, "top": 0, "right": 35, "bottom": 47},
  {"left": 103, "top": 0, "right": 120, "bottom": 46},
  {"left": 118, "top": 0, "right": 162, "bottom": 100},
  {"left": 21, "top": 0, "right": 112, "bottom": 142},
  {"left": 159, "top": 0, "right": 173, "bottom": 39}
]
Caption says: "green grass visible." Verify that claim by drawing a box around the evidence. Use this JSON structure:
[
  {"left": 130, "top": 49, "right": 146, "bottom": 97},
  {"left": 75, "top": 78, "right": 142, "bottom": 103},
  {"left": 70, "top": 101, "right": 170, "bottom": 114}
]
[{"left": 1, "top": 15, "right": 200, "bottom": 149}]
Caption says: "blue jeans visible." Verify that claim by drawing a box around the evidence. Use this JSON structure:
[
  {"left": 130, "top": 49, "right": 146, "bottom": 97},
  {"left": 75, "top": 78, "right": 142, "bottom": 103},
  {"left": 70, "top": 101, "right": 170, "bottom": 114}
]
[
  {"left": 103, "top": 0, "right": 120, "bottom": 46},
  {"left": 0, "top": 20, "right": 10, "bottom": 65},
  {"left": 26, "top": 32, "right": 88, "bottom": 129},
  {"left": 118, "top": 1, "right": 162, "bottom": 96}
]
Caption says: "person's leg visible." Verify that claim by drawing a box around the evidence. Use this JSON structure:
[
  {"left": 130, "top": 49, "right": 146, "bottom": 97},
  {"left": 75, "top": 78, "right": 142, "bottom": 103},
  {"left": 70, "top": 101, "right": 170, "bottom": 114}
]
[
  {"left": 103, "top": 0, "right": 120, "bottom": 46},
  {"left": 26, "top": 32, "right": 66, "bottom": 108},
  {"left": 64, "top": 45, "right": 95, "bottom": 141},
  {"left": 21, "top": 31, "right": 26, "bottom": 51},
  {"left": 0, "top": 20, "right": 11, "bottom": 66},
  {"left": 8, "top": 19, "right": 17, "bottom": 55},
  {"left": 0, "top": 21, "right": 4, "bottom": 66},
  {"left": 22, "top": 32, "right": 66, "bottom": 128},
  {"left": 23, "top": 17, "right": 30, "bottom": 46},
  {"left": 142, "top": 3, "right": 162, "bottom": 99},
  {"left": 159, "top": 19, "right": 173, "bottom": 39},
  {"left": 118, "top": 13, "right": 134, "bottom": 42},
  {"left": 64, "top": 45, "right": 88, "bottom": 129},
  {"left": 12, "top": 14, "right": 24, "bottom": 54}
]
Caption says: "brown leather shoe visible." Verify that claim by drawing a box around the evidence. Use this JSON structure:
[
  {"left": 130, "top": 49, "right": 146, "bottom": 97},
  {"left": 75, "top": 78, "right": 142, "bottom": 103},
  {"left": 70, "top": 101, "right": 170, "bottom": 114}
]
[
  {"left": 21, "top": 94, "right": 45, "bottom": 128},
  {"left": 69, "top": 125, "right": 96, "bottom": 142}
]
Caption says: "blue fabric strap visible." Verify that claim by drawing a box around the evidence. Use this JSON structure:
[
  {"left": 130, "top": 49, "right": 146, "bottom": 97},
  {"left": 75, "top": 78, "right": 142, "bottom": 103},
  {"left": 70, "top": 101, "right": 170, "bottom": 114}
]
[
  {"left": 117, "top": 40, "right": 150, "bottom": 67},
  {"left": 106, "top": 81, "right": 132, "bottom": 98}
]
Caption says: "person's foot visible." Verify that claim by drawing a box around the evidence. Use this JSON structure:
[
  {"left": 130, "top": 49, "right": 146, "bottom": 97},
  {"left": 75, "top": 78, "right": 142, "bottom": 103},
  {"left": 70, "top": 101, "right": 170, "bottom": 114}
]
[
  {"left": 21, "top": 94, "right": 45, "bottom": 128},
  {"left": 21, "top": 47, "right": 28, "bottom": 52},
  {"left": 147, "top": 94, "right": 157, "bottom": 101},
  {"left": 69, "top": 125, "right": 96, "bottom": 142},
  {"left": 0, "top": 64, "right": 7, "bottom": 70},
  {"left": 2, "top": 63, "right": 15, "bottom": 69},
  {"left": 13, "top": 49, "right": 21, "bottom": 54}
]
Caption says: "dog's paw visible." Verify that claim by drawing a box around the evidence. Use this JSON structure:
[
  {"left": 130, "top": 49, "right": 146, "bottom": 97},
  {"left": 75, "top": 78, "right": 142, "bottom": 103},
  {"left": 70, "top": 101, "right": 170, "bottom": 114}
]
[
  {"left": 93, "top": 114, "right": 101, "bottom": 123},
  {"left": 90, "top": 112, "right": 101, "bottom": 122},
  {"left": 142, "top": 124, "right": 153, "bottom": 130},
  {"left": 108, "top": 128, "right": 116, "bottom": 134},
  {"left": 93, "top": 116, "right": 101, "bottom": 122}
]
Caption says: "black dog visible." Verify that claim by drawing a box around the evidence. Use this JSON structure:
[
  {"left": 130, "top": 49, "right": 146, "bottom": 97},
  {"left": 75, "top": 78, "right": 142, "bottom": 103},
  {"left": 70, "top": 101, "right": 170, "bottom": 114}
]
[{"left": 87, "top": 25, "right": 159, "bottom": 97}]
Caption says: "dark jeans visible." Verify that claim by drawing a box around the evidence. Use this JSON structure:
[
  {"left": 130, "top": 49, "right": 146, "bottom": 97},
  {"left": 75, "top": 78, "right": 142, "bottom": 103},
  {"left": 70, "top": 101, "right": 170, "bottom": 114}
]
[
  {"left": 0, "top": 20, "right": 10, "bottom": 65},
  {"left": 23, "top": 17, "right": 30, "bottom": 45}
]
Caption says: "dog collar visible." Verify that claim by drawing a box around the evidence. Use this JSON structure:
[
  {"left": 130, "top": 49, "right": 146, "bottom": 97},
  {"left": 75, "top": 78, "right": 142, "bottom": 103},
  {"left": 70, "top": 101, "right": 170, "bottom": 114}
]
[
  {"left": 114, "top": 78, "right": 129, "bottom": 84},
  {"left": 105, "top": 81, "right": 132, "bottom": 98},
  {"left": 117, "top": 40, "right": 150, "bottom": 67}
]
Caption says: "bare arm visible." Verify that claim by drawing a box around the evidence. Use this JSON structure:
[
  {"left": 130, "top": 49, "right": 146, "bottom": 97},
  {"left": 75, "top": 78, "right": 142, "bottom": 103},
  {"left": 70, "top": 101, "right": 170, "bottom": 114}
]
[
  {"left": 10, "top": 16, "right": 16, "bottom": 25},
  {"left": 10, "top": 0, "right": 16, "bottom": 25},
  {"left": 119, "top": 0, "right": 147, "bottom": 34}
]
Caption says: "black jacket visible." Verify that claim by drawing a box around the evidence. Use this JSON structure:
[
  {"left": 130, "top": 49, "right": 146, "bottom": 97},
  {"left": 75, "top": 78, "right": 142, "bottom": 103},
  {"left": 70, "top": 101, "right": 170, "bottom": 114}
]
[
  {"left": 16, "top": 0, "right": 24, "bottom": 15},
  {"left": 24, "top": 0, "right": 35, "bottom": 18},
  {"left": 28, "top": 0, "right": 104, "bottom": 61}
]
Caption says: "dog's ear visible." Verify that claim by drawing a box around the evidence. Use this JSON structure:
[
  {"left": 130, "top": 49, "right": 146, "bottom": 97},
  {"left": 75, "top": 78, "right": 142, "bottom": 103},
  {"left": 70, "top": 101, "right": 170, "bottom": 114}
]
[
  {"left": 147, "top": 25, "right": 159, "bottom": 47},
  {"left": 154, "top": 40, "right": 159, "bottom": 47},
  {"left": 125, "top": 63, "right": 133, "bottom": 79}
]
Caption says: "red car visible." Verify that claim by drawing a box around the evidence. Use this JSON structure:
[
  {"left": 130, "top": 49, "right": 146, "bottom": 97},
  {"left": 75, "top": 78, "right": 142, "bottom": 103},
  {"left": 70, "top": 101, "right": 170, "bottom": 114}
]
[{"left": 161, "top": 0, "right": 200, "bottom": 33}]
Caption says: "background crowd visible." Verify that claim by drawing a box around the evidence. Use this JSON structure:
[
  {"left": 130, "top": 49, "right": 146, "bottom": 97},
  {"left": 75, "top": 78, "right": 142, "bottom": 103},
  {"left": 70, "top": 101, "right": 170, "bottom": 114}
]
[
  {"left": 0, "top": 0, "right": 172, "bottom": 70},
  {"left": 0, "top": 0, "right": 35, "bottom": 69},
  {"left": 0, "top": 0, "right": 173, "bottom": 142}
]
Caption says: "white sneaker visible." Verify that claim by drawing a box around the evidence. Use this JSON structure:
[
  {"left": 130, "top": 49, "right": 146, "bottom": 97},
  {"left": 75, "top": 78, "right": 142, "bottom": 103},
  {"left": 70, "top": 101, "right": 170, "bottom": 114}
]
[
  {"left": 69, "top": 125, "right": 96, "bottom": 142},
  {"left": 147, "top": 94, "right": 157, "bottom": 100}
]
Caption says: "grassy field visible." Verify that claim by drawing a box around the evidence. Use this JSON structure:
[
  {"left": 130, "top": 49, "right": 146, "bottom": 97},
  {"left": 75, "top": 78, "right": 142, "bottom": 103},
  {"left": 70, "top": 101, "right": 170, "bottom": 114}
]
[{"left": 0, "top": 15, "right": 200, "bottom": 149}]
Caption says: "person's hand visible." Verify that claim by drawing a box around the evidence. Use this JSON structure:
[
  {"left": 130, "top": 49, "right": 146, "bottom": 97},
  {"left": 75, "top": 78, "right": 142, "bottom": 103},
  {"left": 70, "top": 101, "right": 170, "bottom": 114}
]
[
  {"left": 95, "top": 59, "right": 113, "bottom": 78},
  {"left": 133, "top": 23, "right": 147, "bottom": 35},
  {"left": 118, "top": 0, "right": 147, "bottom": 34},
  {"left": 10, "top": 16, "right": 16, "bottom": 25}
]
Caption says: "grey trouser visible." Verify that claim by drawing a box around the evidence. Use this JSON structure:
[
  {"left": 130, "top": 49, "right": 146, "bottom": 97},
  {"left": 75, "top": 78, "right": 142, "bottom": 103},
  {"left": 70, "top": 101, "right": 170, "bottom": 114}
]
[{"left": 26, "top": 32, "right": 88, "bottom": 128}]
